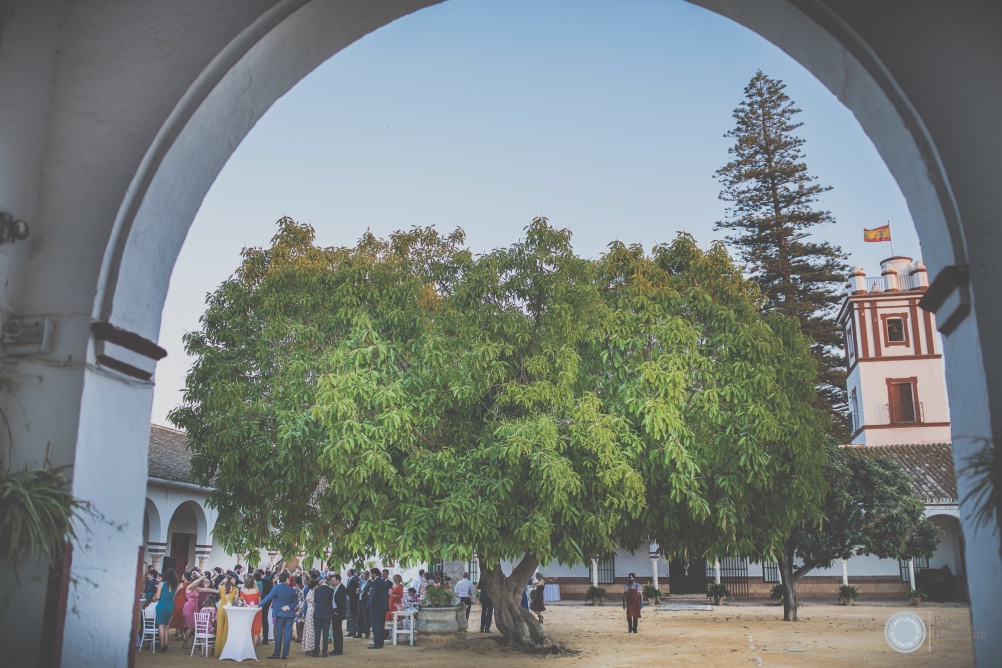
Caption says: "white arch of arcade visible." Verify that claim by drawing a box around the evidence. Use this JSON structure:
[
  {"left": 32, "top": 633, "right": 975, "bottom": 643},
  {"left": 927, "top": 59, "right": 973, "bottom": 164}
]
[
  {"left": 0, "top": 3, "right": 999, "bottom": 666},
  {"left": 144, "top": 493, "right": 214, "bottom": 574}
]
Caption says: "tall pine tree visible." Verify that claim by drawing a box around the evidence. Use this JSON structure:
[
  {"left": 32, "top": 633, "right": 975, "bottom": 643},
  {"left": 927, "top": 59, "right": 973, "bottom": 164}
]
[{"left": 715, "top": 71, "right": 850, "bottom": 439}]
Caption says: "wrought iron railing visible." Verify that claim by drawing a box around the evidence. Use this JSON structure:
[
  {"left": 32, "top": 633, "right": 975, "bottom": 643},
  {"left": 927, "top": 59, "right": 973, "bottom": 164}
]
[
  {"left": 864, "top": 274, "right": 922, "bottom": 292},
  {"left": 848, "top": 410, "right": 860, "bottom": 433},
  {"left": 876, "top": 402, "right": 924, "bottom": 424}
]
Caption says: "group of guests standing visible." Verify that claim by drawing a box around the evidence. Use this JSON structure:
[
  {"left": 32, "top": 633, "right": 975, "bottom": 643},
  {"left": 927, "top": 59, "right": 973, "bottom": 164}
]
[{"left": 143, "top": 564, "right": 270, "bottom": 654}]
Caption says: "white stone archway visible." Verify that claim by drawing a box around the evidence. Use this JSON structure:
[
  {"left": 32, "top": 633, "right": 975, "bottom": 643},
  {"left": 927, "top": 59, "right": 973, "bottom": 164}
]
[{"left": 0, "top": 2, "right": 1000, "bottom": 666}]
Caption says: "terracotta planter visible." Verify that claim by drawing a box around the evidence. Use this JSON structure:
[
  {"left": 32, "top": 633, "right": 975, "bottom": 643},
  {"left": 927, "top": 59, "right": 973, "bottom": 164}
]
[
  {"left": 416, "top": 605, "right": 463, "bottom": 637},
  {"left": 912, "top": 598, "right": 922, "bottom": 607}
]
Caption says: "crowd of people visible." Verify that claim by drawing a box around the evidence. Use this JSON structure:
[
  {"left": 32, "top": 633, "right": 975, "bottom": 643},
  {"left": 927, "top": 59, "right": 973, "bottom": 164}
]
[
  {"left": 140, "top": 563, "right": 492, "bottom": 657},
  {"left": 141, "top": 562, "right": 645, "bottom": 656}
]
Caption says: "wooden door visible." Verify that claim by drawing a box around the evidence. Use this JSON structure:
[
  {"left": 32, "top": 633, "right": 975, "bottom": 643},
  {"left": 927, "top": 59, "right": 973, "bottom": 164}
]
[{"left": 170, "top": 533, "right": 190, "bottom": 574}]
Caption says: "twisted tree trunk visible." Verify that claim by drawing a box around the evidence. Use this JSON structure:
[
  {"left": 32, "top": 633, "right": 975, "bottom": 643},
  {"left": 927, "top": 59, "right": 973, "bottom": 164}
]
[{"left": 478, "top": 555, "right": 551, "bottom": 653}]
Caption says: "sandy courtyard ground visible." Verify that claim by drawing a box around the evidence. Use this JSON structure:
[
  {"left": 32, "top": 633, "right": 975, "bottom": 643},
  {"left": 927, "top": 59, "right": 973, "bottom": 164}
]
[{"left": 135, "top": 601, "right": 974, "bottom": 668}]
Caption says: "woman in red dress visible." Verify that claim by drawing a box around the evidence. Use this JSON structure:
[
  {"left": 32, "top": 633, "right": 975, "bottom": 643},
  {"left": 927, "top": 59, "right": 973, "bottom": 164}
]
[
  {"left": 623, "top": 572, "right": 643, "bottom": 633},
  {"left": 386, "top": 574, "right": 404, "bottom": 623},
  {"left": 168, "top": 571, "right": 190, "bottom": 637},
  {"left": 239, "top": 573, "right": 263, "bottom": 646}
]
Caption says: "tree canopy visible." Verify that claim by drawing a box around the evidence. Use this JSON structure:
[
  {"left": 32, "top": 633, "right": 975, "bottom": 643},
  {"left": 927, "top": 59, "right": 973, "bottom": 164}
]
[
  {"left": 775, "top": 440, "right": 941, "bottom": 620},
  {"left": 170, "top": 216, "right": 827, "bottom": 649}
]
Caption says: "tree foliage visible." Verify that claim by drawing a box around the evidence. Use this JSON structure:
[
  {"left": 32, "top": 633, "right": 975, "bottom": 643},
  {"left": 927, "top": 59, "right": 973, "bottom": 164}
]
[
  {"left": 775, "top": 441, "right": 941, "bottom": 621},
  {"left": 715, "top": 71, "right": 850, "bottom": 438},
  {"left": 170, "top": 216, "right": 827, "bottom": 649}
]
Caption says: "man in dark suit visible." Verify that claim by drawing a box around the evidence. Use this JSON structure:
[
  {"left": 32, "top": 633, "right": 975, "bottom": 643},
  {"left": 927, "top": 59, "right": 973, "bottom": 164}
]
[
  {"left": 345, "top": 569, "right": 359, "bottom": 637},
  {"left": 310, "top": 576, "right": 335, "bottom": 657},
  {"left": 356, "top": 571, "right": 372, "bottom": 639},
  {"left": 367, "top": 567, "right": 390, "bottom": 649},
  {"left": 330, "top": 573, "right": 347, "bottom": 656},
  {"left": 259, "top": 572, "right": 299, "bottom": 660},
  {"left": 259, "top": 569, "right": 274, "bottom": 645}
]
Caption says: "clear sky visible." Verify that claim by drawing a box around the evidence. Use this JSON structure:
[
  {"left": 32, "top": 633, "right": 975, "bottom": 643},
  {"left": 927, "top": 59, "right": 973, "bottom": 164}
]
[{"left": 151, "top": 0, "right": 922, "bottom": 425}]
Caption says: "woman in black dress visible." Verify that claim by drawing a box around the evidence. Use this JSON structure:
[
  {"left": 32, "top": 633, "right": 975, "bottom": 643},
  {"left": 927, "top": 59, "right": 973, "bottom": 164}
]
[{"left": 528, "top": 573, "right": 547, "bottom": 624}]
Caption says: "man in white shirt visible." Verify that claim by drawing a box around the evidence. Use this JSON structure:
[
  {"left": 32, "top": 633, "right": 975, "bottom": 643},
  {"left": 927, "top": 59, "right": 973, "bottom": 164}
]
[{"left": 453, "top": 572, "right": 475, "bottom": 623}]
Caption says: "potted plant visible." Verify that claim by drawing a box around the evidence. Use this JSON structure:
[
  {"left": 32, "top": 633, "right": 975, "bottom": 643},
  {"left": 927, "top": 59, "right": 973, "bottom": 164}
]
[
  {"left": 0, "top": 467, "right": 86, "bottom": 576},
  {"left": 905, "top": 588, "right": 928, "bottom": 607},
  {"left": 642, "top": 582, "right": 663, "bottom": 605},
  {"left": 769, "top": 584, "right": 785, "bottom": 606},
  {"left": 706, "top": 583, "right": 730, "bottom": 606},
  {"left": 835, "top": 584, "right": 860, "bottom": 606},
  {"left": 416, "top": 583, "right": 463, "bottom": 637},
  {"left": 584, "top": 585, "right": 607, "bottom": 606}
]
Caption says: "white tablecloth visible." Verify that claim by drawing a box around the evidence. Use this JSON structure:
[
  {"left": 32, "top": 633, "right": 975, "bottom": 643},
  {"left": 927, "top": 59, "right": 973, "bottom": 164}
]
[
  {"left": 219, "top": 605, "right": 259, "bottom": 662},
  {"left": 543, "top": 584, "right": 561, "bottom": 602}
]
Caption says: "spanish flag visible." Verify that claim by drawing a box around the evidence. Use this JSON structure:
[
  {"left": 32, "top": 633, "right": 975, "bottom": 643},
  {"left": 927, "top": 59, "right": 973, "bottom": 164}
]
[{"left": 863, "top": 224, "right": 891, "bottom": 242}]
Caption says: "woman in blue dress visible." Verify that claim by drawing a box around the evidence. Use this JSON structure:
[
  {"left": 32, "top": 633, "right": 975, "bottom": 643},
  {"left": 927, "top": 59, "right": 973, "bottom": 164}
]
[{"left": 153, "top": 569, "right": 179, "bottom": 652}]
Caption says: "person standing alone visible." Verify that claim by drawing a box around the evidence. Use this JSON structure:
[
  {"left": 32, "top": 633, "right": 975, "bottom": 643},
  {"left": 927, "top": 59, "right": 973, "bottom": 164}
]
[{"left": 623, "top": 572, "right": 642, "bottom": 633}]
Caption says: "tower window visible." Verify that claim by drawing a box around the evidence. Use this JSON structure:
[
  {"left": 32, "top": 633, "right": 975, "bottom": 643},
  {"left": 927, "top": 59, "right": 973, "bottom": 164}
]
[{"left": 886, "top": 317, "right": 905, "bottom": 342}]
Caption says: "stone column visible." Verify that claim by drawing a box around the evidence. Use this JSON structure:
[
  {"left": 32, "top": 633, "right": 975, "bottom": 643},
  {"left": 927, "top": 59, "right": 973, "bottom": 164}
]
[
  {"left": 591, "top": 559, "right": 599, "bottom": 588},
  {"left": 649, "top": 546, "right": 659, "bottom": 590},
  {"left": 841, "top": 559, "right": 848, "bottom": 586},
  {"left": 714, "top": 559, "right": 721, "bottom": 585},
  {"left": 147, "top": 542, "right": 167, "bottom": 572},
  {"left": 908, "top": 558, "right": 916, "bottom": 590},
  {"left": 268, "top": 551, "right": 279, "bottom": 568},
  {"left": 196, "top": 544, "right": 212, "bottom": 571}
]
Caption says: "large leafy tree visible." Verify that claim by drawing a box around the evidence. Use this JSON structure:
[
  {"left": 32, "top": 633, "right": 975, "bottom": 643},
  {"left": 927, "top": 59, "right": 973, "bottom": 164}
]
[
  {"left": 590, "top": 238, "right": 827, "bottom": 563},
  {"left": 774, "top": 441, "right": 941, "bottom": 621},
  {"left": 715, "top": 71, "right": 851, "bottom": 439},
  {"left": 171, "top": 217, "right": 826, "bottom": 651}
]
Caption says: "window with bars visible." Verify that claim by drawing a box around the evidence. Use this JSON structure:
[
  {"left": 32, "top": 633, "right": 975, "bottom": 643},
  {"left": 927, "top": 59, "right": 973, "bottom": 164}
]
[
  {"left": 762, "top": 561, "right": 780, "bottom": 583},
  {"left": 899, "top": 557, "right": 929, "bottom": 583},
  {"left": 589, "top": 557, "right": 615, "bottom": 584},
  {"left": 467, "top": 558, "right": 479, "bottom": 584}
]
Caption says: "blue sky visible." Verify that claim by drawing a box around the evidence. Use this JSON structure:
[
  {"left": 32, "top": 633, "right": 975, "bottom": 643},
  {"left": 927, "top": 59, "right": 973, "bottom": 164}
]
[{"left": 152, "top": 0, "right": 921, "bottom": 424}]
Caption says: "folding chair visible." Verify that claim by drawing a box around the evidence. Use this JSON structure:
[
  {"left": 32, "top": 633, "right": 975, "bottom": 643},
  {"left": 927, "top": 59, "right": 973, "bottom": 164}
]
[
  {"left": 139, "top": 605, "right": 158, "bottom": 652},
  {"left": 191, "top": 609, "right": 215, "bottom": 657}
]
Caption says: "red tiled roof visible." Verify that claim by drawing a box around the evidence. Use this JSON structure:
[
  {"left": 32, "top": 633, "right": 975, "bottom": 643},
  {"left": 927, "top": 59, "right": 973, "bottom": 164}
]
[{"left": 846, "top": 442, "right": 956, "bottom": 503}]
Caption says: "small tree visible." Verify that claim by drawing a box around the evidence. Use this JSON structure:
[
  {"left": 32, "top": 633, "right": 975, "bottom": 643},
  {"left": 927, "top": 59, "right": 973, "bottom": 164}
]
[
  {"left": 715, "top": 71, "right": 850, "bottom": 439},
  {"left": 772, "top": 441, "right": 940, "bottom": 621}
]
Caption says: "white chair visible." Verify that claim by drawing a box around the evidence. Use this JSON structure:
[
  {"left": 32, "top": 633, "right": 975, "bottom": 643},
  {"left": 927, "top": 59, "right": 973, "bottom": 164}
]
[
  {"left": 191, "top": 609, "right": 215, "bottom": 657},
  {"left": 139, "top": 606, "right": 158, "bottom": 652}
]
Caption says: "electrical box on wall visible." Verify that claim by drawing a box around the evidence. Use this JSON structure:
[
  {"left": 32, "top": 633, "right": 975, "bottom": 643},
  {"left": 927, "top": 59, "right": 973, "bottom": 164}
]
[{"left": 1, "top": 318, "right": 54, "bottom": 355}]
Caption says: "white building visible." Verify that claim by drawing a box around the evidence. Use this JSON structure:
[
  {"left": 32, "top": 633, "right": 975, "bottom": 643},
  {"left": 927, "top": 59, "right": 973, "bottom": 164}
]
[
  {"left": 838, "top": 256, "right": 950, "bottom": 445},
  {"left": 145, "top": 424, "right": 271, "bottom": 574}
]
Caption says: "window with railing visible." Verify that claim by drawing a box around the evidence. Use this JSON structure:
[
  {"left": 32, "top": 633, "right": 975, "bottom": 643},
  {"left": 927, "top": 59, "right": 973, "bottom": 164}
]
[
  {"left": 899, "top": 557, "right": 930, "bottom": 582},
  {"left": 762, "top": 561, "right": 780, "bottom": 583},
  {"left": 467, "top": 558, "right": 479, "bottom": 584},
  {"left": 848, "top": 409, "right": 860, "bottom": 433},
  {"left": 589, "top": 556, "right": 615, "bottom": 584}
]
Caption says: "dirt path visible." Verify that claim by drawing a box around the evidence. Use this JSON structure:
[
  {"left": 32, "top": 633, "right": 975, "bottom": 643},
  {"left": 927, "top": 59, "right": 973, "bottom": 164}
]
[{"left": 135, "top": 602, "right": 973, "bottom": 667}]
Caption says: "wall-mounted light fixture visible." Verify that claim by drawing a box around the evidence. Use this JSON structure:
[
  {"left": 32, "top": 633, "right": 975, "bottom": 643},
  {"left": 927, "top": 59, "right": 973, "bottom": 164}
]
[{"left": 0, "top": 210, "right": 30, "bottom": 244}]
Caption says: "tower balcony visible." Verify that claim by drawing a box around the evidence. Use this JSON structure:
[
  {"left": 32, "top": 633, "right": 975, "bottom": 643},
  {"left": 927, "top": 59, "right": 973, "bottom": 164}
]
[{"left": 875, "top": 402, "right": 925, "bottom": 425}]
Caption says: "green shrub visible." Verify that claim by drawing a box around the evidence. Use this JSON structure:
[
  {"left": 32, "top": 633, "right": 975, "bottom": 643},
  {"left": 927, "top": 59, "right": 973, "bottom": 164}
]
[
  {"left": 584, "top": 585, "right": 607, "bottom": 605},
  {"left": 642, "top": 582, "right": 663, "bottom": 603},
  {"left": 835, "top": 584, "right": 860, "bottom": 604},
  {"left": 706, "top": 583, "right": 730, "bottom": 604},
  {"left": 769, "top": 583, "right": 785, "bottom": 603}
]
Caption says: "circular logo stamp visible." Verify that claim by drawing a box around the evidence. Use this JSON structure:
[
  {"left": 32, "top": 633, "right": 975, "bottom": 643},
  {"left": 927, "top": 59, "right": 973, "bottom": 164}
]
[{"left": 884, "top": 611, "right": 926, "bottom": 653}]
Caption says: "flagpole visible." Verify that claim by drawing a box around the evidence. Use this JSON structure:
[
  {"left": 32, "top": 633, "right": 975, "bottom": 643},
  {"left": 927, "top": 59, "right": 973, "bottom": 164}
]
[{"left": 888, "top": 220, "right": 895, "bottom": 256}]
